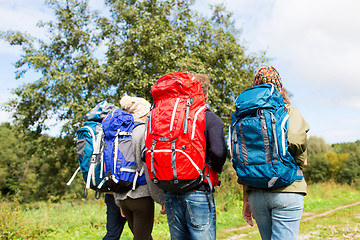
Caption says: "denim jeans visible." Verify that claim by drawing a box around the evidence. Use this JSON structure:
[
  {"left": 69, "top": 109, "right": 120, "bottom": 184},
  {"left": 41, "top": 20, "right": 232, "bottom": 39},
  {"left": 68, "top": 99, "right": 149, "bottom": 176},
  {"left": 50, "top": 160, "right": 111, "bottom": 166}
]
[
  {"left": 248, "top": 190, "right": 304, "bottom": 240},
  {"left": 165, "top": 191, "right": 216, "bottom": 240},
  {"left": 103, "top": 194, "right": 127, "bottom": 240}
]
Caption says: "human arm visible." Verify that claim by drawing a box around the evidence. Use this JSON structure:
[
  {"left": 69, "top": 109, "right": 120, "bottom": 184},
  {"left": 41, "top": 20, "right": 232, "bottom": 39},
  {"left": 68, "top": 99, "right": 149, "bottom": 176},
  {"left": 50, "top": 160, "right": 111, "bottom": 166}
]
[
  {"left": 205, "top": 110, "right": 228, "bottom": 173},
  {"left": 287, "top": 105, "right": 310, "bottom": 166},
  {"left": 242, "top": 185, "right": 254, "bottom": 226}
]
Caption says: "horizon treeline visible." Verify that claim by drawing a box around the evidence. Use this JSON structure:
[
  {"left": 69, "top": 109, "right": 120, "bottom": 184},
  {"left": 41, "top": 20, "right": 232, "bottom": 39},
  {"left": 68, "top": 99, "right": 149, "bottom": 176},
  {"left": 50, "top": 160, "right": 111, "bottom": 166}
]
[{"left": 1, "top": 122, "right": 359, "bottom": 203}]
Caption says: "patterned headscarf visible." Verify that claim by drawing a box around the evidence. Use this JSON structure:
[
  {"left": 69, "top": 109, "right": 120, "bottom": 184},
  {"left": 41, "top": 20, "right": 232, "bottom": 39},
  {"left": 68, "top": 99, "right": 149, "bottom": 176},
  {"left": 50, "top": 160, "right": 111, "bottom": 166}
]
[{"left": 253, "top": 66, "right": 282, "bottom": 93}]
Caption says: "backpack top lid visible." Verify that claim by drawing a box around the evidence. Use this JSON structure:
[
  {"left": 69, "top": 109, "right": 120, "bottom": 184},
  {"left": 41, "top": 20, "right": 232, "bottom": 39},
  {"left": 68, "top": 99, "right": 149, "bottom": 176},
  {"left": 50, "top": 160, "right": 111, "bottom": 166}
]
[
  {"left": 102, "top": 109, "right": 134, "bottom": 139},
  {"left": 86, "top": 101, "right": 118, "bottom": 122},
  {"left": 234, "top": 83, "right": 284, "bottom": 118},
  {"left": 151, "top": 71, "right": 205, "bottom": 102}
]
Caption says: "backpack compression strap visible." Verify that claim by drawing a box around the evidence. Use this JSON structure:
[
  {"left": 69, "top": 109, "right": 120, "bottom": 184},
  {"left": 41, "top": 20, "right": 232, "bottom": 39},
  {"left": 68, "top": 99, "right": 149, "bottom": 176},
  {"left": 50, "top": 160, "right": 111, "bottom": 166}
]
[
  {"left": 66, "top": 167, "right": 80, "bottom": 186},
  {"left": 66, "top": 126, "right": 99, "bottom": 188},
  {"left": 113, "top": 129, "right": 132, "bottom": 173},
  {"left": 87, "top": 127, "right": 104, "bottom": 189}
]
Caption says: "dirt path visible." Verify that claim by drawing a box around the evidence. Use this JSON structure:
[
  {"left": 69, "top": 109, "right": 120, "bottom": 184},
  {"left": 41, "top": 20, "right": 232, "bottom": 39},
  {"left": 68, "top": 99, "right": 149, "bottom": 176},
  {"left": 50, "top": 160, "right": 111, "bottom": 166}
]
[
  {"left": 301, "top": 201, "right": 360, "bottom": 221},
  {"left": 222, "top": 201, "right": 360, "bottom": 240}
]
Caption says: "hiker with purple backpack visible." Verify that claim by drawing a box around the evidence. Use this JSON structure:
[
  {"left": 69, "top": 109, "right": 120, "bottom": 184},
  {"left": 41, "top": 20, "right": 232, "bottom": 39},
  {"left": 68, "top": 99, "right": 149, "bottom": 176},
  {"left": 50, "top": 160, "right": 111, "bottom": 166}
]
[{"left": 113, "top": 95, "right": 165, "bottom": 240}]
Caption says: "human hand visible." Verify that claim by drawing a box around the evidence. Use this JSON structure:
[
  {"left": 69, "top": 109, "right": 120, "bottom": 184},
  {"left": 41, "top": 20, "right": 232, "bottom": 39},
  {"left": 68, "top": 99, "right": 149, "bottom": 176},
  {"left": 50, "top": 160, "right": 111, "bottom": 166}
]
[
  {"left": 120, "top": 207, "right": 126, "bottom": 218},
  {"left": 160, "top": 205, "right": 166, "bottom": 215},
  {"left": 242, "top": 200, "right": 254, "bottom": 226},
  {"left": 303, "top": 158, "right": 308, "bottom": 166}
]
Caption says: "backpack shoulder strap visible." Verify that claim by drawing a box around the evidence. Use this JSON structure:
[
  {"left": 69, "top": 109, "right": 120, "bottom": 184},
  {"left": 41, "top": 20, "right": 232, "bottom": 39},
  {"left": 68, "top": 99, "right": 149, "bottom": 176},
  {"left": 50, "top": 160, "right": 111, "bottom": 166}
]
[{"left": 134, "top": 122, "right": 145, "bottom": 129}]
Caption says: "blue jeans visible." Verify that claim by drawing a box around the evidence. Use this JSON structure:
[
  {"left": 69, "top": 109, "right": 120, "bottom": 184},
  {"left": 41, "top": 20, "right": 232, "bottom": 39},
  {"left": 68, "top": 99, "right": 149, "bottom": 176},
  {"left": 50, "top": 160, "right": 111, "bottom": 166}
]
[
  {"left": 165, "top": 191, "right": 216, "bottom": 240},
  {"left": 248, "top": 191, "right": 304, "bottom": 240},
  {"left": 103, "top": 194, "right": 127, "bottom": 240}
]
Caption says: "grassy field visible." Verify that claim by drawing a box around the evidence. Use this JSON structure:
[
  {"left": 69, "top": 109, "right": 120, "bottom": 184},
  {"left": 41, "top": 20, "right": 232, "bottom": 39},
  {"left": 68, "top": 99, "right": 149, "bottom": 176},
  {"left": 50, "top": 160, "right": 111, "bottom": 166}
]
[
  {"left": 1, "top": 182, "right": 360, "bottom": 240},
  {"left": 219, "top": 202, "right": 360, "bottom": 240},
  {"left": 218, "top": 182, "right": 360, "bottom": 240}
]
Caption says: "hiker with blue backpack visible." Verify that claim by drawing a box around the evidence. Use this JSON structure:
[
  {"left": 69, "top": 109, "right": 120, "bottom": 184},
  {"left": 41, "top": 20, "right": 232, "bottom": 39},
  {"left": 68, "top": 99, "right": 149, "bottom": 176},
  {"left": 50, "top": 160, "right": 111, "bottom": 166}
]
[
  {"left": 69, "top": 101, "right": 127, "bottom": 240},
  {"left": 113, "top": 95, "right": 165, "bottom": 240},
  {"left": 70, "top": 99, "right": 165, "bottom": 240},
  {"left": 230, "top": 66, "right": 310, "bottom": 240}
]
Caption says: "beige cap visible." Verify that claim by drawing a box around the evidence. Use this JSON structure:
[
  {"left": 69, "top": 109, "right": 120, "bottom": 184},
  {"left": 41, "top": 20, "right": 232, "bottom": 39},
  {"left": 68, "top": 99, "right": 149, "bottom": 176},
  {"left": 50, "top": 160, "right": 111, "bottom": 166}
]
[{"left": 120, "top": 95, "right": 151, "bottom": 119}]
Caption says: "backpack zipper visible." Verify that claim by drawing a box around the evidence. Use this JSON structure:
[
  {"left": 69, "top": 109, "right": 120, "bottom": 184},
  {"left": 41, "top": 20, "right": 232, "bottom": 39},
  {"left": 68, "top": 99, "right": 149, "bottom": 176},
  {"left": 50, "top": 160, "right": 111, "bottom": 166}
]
[
  {"left": 260, "top": 110, "right": 272, "bottom": 164},
  {"left": 155, "top": 77, "right": 180, "bottom": 86},
  {"left": 270, "top": 112, "right": 280, "bottom": 162}
]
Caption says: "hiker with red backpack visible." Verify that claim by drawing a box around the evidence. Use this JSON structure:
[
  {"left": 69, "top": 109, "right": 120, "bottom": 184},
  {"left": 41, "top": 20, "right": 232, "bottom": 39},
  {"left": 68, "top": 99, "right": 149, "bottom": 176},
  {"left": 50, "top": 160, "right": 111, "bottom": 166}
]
[
  {"left": 113, "top": 96, "right": 165, "bottom": 240},
  {"left": 144, "top": 71, "right": 227, "bottom": 240},
  {"left": 231, "top": 66, "right": 310, "bottom": 240}
]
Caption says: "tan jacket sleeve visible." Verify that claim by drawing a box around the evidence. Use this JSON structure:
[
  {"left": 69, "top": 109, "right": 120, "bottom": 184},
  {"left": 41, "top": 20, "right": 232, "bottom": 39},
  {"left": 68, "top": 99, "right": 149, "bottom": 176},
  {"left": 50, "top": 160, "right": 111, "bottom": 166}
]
[{"left": 286, "top": 104, "right": 310, "bottom": 165}]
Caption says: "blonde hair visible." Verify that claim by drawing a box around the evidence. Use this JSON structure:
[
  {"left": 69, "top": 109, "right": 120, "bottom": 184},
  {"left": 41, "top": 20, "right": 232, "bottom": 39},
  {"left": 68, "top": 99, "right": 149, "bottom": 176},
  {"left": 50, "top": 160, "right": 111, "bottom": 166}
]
[{"left": 281, "top": 88, "right": 291, "bottom": 104}]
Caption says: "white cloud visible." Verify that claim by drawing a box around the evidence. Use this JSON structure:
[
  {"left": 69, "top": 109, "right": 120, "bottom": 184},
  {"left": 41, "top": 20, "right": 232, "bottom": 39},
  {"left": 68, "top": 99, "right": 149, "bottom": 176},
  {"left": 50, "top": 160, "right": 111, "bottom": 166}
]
[
  {"left": 239, "top": 0, "right": 360, "bottom": 107},
  {"left": 0, "top": 0, "right": 52, "bottom": 32},
  {"left": 203, "top": 0, "right": 360, "bottom": 143},
  {"left": 0, "top": 0, "right": 52, "bottom": 56},
  {"left": 0, "top": 110, "right": 12, "bottom": 123},
  {"left": 0, "top": 92, "right": 14, "bottom": 123}
]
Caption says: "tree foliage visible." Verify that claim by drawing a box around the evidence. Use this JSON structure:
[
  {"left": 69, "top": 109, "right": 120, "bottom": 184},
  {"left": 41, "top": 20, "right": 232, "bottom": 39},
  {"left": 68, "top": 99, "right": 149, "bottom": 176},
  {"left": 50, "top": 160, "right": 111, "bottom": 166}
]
[
  {"left": 333, "top": 141, "right": 360, "bottom": 185},
  {"left": 307, "top": 136, "right": 333, "bottom": 155},
  {"left": 303, "top": 153, "right": 331, "bottom": 183},
  {"left": 304, "top": 137, "right": 360, "bottom": 186},
  {"left": 0, "top": 0, "right": 266, "bottom": 201},
  {"left": 0, "top": 123, "right": 80, "bottom": 202},
  {"left": 1, "top": 0, "right": 265, "bottom": 138}
]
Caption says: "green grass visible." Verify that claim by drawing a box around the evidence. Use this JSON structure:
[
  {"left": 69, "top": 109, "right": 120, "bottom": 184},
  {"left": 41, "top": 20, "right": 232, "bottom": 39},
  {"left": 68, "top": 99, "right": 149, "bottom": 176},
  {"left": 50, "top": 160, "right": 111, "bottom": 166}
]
[
  {"left": 299, "top": 203, "right": 360, "bottom": 239},
  {"left": 1, "top": 182, "right": 360, "bottom": 240},
  {"left": 216, "top": 181, "right": 360, "bottom": 240},
  {"left": 0, "top": 192, "right": 169, "bottom": 240},
  {"left": 303, "top": 181, "right": 360, "bottom": 213}
]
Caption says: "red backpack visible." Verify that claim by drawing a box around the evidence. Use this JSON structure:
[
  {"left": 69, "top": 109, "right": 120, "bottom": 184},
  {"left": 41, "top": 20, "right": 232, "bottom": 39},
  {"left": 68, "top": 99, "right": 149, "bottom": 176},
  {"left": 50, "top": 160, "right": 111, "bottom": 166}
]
[{"left": 145, "top": 71, "right": 219, "bottom": 192}]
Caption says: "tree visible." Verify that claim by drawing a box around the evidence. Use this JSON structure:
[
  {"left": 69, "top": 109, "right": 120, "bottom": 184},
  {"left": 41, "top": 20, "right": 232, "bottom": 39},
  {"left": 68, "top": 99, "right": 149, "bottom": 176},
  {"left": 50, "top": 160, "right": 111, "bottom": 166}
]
[
  {"left": 303, "top": 153, "right": 331, "bottom": 183},
  {"left": 1, "top": 0, "right": 266, "bottom": 138},
  {"left": 333, "top": 141, "right": 360, "bottom": 185},
  {"left": 325, "top": 152, "right": 348, "bottom": 180},
  {"left": 332, "top": 141, "right": 360, "bottom": 155},
  {"left": 307, "top": 136, "right": 333, "bottom": 155},
  {"left": 0, "top": 123, "right": 24, "bottom": 194},
  {"left": 338, "top": 155, "right": 360, "bottom": 185},
  {"left": 1, "top": 0, "right": 266, "bottom": 201},
  {"left": 0, "top": 123, "right": 80, "bottom": 202}
]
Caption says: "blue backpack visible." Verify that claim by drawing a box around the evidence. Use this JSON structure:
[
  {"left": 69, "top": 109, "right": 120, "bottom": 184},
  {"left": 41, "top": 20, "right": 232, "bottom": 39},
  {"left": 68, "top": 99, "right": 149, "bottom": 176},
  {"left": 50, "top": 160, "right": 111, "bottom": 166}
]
[
  {"left": 67, "top": 101, "right": 117, "bottom": 196},
  {"left": 230, "top": 83, "right": 303, "bottom": 189},
  {"left": 97, "top": 109, "right": 147, "bottom": 193}
]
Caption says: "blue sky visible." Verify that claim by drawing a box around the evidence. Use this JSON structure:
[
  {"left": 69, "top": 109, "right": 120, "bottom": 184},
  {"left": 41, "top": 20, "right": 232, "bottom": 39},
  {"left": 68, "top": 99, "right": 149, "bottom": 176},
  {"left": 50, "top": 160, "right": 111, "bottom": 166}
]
[{"left": 1, "top": 0, "right": 360, "bottom": 144}]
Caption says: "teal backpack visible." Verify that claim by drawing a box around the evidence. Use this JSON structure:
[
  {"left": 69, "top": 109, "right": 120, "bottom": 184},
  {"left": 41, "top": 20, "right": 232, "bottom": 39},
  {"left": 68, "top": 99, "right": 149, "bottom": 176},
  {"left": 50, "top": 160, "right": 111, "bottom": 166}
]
[
  {"left": 67, "top": 101, "right": 117, "bottom": 197},
  {"left": 230, "top": 84, "right": 303, "bottom": 189}
]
